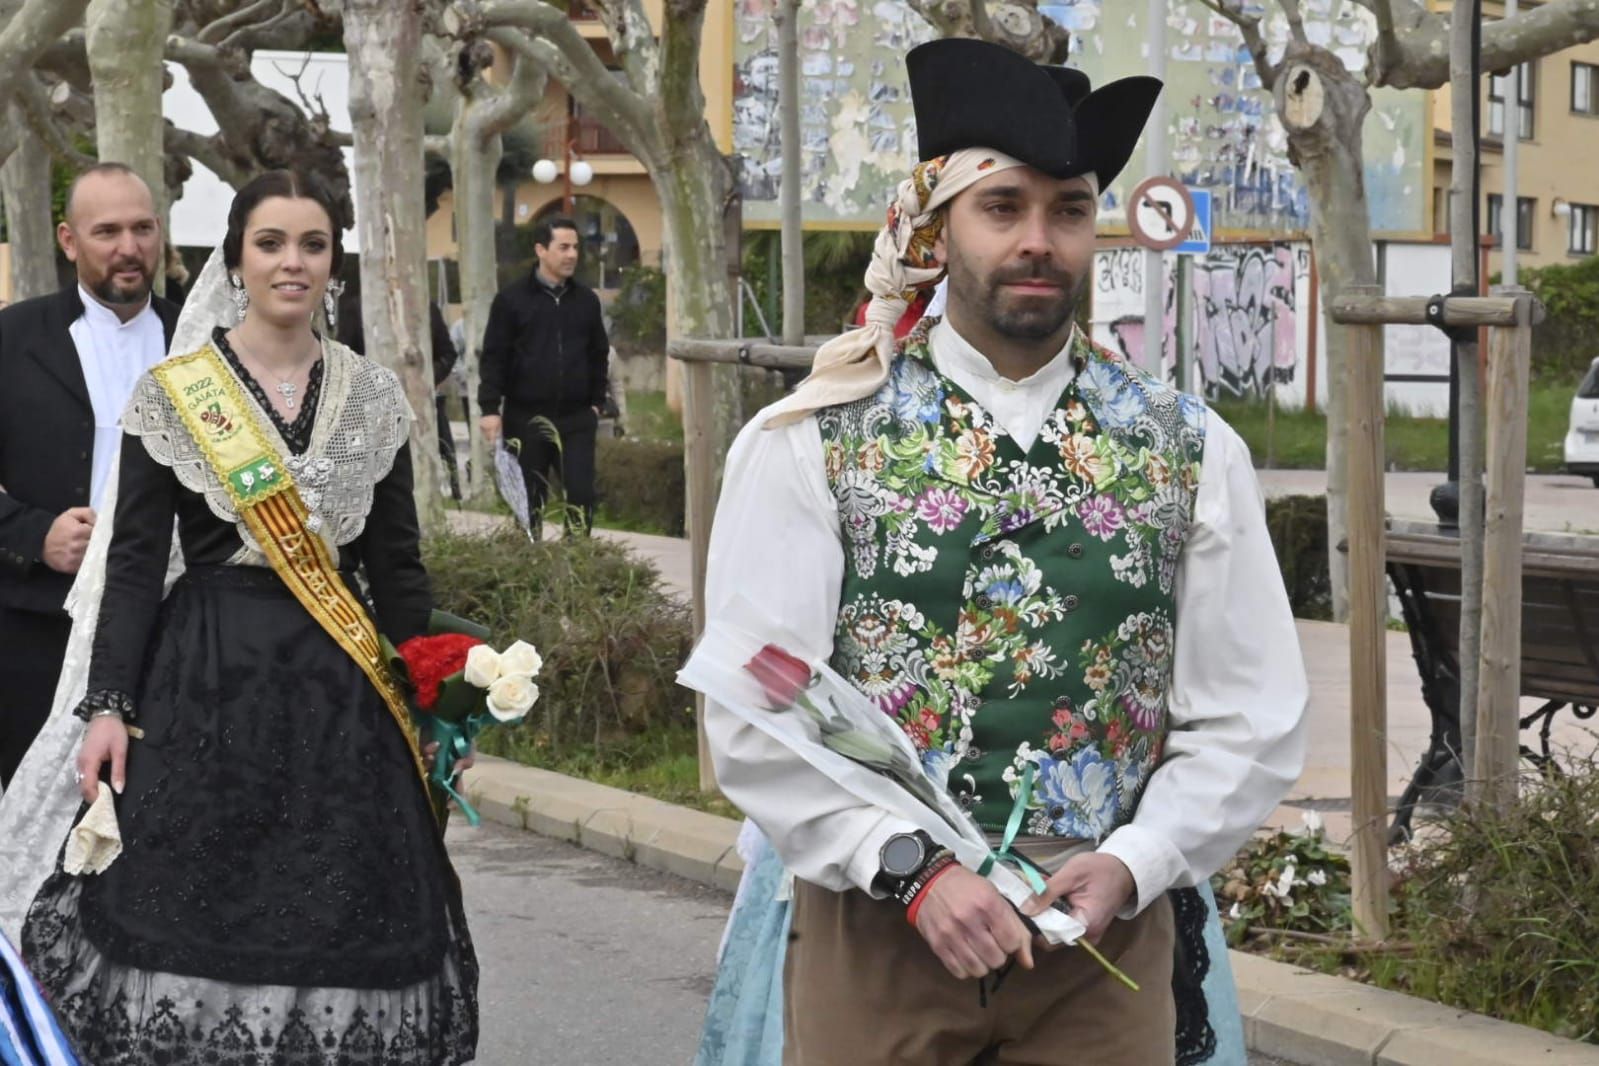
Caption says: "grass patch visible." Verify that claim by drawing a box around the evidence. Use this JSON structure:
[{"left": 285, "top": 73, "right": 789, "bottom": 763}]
[
  {"left": 1212, "top": 378, "right": 1577, "bottom": 472},
  {"left": 624, "top": 389, "right": 684, "bottom": 444}
]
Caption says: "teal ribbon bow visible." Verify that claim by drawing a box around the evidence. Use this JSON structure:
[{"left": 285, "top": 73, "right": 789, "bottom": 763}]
[
  {"left": 978, "top": 762, "right": 1048, "bottom": 894},
  {"left": 426, "top": 712, "right": 491, "bottom": 827}
]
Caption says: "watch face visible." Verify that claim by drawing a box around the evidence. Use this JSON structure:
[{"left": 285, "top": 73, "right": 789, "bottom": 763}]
[{"left": 881, "top": 834, "right": 926, "bottom": 878}]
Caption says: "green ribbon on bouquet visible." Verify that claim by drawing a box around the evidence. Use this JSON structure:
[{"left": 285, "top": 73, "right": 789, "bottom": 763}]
[
  {"left": 424, "top": 711, "right": 492, "bottom": 828},
  {"left": 979, "top": 760, "right": 1141, "bottom": 993}
]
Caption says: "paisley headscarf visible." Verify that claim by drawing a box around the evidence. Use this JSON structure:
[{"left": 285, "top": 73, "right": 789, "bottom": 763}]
[
  {"left": 762, "top": 149, "right": 1095, "bottom": 428},
  {"left": 761, "top": 149, "right": 1022, "bottom": 428}
]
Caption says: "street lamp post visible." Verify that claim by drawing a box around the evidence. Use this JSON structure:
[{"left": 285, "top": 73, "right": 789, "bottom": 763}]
[{"left": 534, "top": 105, "right": 596, "bottom": 214}]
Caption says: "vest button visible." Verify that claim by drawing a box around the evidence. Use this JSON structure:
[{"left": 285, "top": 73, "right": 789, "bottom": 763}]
[
  {"left": 964, "top": 746, "right": 983, "bottom": 762},
  {"left": 975, "top": 594, "right": 992, "bottom": 609},
  {"left": 1049, "top": 805, "right": 1067, "bottom": 820},
  {"left": 957, "top": 790, "right": 975, "bottom": 809},
  {"left": 981, "top": 544, "right": 997, "bottom": 559},
  {"left": 1063, "top": 594, "right": 1080, "bottom": 611},
  {"left": 1067, "top": 543, "right": 1084, "bottom": 558}
]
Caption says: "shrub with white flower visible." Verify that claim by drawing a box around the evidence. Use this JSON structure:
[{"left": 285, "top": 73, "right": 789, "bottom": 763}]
[{"left": 1211, "top": 810, "right": 1351, "bottom": 945}]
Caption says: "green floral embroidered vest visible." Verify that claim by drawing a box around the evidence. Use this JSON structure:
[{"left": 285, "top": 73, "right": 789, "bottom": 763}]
[{"left": 817, "top": 323, "right": 1208, "bottom": 840}]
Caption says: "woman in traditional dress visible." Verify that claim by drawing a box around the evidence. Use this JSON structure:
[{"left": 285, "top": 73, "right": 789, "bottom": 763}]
[{"left": 3, "top": 170, "right": 477, "bottom": 1064}]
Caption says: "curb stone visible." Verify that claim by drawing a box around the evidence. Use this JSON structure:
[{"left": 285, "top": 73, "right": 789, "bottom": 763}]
[{"left": 462, "top": 756, "right": 1599, "bottom": 1066}]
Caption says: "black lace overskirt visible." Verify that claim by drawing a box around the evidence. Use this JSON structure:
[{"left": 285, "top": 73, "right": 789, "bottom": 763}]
[
  {"left": 26, "top": 565, "right": 470, "bottom": 992},
  {"left": 1170, "top": 886, "right": 1218, "bottom": 1065}
]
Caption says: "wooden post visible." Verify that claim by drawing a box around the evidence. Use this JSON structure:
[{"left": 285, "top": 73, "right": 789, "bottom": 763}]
[
  {"left": 1343, "top": 284, "right": 1389, "bottom": 941},
  {"left": 1474, "top": 294, "right": 1533, "bottom": 811},
  {"left": 681, "top": 358, "right": 719, "bottom": 792}
]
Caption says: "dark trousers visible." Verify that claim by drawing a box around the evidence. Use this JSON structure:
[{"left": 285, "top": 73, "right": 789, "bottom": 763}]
[
  {"left": 504, "top": 406, "right": 598, "bottom": 536},
  {"left": 436, "top": 395, "right": 461, "bottom": 501},
  {"left": 0, "top": 607, "right": 72, "bottom": 787}
]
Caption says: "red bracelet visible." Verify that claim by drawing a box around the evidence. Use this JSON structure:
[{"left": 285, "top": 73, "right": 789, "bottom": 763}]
[{"left": 904, "top": 861, "right": 958, "bottom": 927}]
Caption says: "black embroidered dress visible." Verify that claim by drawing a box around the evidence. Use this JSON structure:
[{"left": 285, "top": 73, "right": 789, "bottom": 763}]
[{"left": 22, "top": 329, "right": 478, "bottom": 1065}]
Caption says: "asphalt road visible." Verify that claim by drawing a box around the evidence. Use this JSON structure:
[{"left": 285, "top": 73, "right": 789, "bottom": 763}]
[{"left": 451, "top": 821, "right": 1299, "bottom": 1066}]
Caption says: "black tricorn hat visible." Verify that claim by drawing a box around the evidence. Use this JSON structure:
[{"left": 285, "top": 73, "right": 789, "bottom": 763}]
[{"left": 906, "top": 38, "right": 1161, "bottom": 191}]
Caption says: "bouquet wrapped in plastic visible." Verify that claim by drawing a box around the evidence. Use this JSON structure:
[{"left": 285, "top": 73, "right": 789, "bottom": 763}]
[
  {"left": 387, "top": 610, "right": 543, "bottom": 825},
  {"left": 679, "top": 603, "right": 1095, "bottom": 952}
]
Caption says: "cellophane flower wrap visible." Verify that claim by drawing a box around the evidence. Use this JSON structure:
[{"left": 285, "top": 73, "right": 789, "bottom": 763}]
[
  {"left": 387, "top": 610, "right": 542, "bottom": 826},
  {"left": 677, "top": 599, "right": 1089, "bottom": 950}
]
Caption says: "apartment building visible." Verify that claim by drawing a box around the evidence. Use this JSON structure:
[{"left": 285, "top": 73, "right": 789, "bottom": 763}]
[{"left": 1433, "top": 12, "right": 1599, "bottom": 273}]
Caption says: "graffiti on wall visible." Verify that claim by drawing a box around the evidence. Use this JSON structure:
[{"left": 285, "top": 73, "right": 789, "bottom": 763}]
[
  {"left": 1091, "top": 243, "right": 1311, "bottom": 401},
  {"left": 1191, "top": 243, "right": 1309, "bottom": 397}
]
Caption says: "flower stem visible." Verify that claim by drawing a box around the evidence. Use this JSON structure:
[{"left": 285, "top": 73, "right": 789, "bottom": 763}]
[{"left": 1077, "top": 938, "right": 1140, "bottom": 992}]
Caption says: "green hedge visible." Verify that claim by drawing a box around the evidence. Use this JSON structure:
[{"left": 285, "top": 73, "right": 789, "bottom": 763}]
[
  {"left": 424, "top": 529, "right": 693, "bottom": 753},
  {"left": 1264, "top": 494, "right": 1333, "bottom": 621},
  {"left": 596, "top": 436, "right": 686, "bottom": 536}
]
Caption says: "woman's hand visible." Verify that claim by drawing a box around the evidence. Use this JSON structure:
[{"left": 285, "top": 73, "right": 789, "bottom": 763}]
[
  {"left": 77, "top": 717, "right": 128, "bottom": 803},
  {"left": 422, "top": 741, "right": 475, "bottom": 777}
]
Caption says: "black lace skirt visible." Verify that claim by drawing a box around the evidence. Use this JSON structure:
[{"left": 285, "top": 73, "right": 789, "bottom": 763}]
[{"left": 22, "top": 566, "right": 478, "bottom": 1065}]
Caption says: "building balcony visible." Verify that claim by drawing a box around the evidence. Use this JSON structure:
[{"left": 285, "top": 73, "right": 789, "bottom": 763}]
[{"left": 574, "top": 115, "right": 629, "bottom": 156}]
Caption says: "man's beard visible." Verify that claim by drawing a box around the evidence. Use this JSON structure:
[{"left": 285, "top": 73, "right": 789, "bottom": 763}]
[
  {"left": 949, "top": 255, "right": 1086, "bottom": 342},
  {"left": 92, "top": 261, "right": 152, "bottom": 306}
]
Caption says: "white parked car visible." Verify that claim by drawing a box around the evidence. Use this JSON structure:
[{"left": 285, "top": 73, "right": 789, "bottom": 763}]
[{"left": 1565, "top": 357, "right": 1599, "bottom": 487}]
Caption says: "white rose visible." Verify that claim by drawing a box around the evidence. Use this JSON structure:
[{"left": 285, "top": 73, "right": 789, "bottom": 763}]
[
  {"left": 463, "top": 644, "right": 502, "bottom": 689},
  {"left": 497, "top": 640, "right": 543, "bottom": 679},
  {"left": 487, "top": 675, "right": 539, "bottom": 722}
]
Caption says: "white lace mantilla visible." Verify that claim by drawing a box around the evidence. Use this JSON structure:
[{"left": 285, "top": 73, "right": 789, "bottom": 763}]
[{"left": 124, "top": 339, "right": 413, "bottom": 556}]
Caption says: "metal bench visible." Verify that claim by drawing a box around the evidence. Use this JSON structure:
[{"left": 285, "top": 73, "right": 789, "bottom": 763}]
[{"left": 1385, "top": 519, "right": 1599, "bottom": 842}]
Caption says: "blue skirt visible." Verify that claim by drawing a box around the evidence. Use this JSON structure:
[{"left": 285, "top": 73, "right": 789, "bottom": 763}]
[{"left": 696, "top": 828, "right": 1248, "bottom": 1066}]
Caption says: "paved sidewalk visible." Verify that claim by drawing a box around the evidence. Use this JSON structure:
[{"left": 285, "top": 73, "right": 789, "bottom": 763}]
[{"left": 1256, "top": 469, "right": 1599, "bottom": 534}]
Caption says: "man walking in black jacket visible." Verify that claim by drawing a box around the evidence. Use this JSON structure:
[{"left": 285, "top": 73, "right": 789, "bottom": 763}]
[{"left": 478, "top": 216, "right": 610, "bottom": 537}]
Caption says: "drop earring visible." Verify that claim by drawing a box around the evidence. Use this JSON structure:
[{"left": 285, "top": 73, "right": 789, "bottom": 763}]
[
  {"left": 323, "top": 280, "right": 343, "bottom": 333},
  {"left": 229, "top": 274, "right": 249, "bottom": 320}
]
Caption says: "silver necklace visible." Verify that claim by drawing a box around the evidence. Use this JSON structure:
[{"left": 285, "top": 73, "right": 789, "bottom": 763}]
[{"left": 231, "top": 333, "right": 317, "bottom": 412}]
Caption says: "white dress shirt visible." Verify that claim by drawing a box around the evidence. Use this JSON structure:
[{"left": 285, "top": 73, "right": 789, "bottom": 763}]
[
  {"left": 69, "top": 287, "right": 167, "bottom": 511},
  {"left": 701, "top": 319, "right": 1308, "bottom": 915}
]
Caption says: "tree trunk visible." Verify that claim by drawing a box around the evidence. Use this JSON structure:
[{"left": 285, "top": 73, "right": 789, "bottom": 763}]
[
  {"left": 343, "top": 0, "right": 445, "bottom": 533},
  {"left": 1273, "top": 45, "right": 1377, "bottom": 624},
  {"left": 657, "top": 141, "right": 741, "bottom": 468},
  {"left": 86, "top": 0, "right": 175, "bottom": 253},
  {"left": 1, "top": 112, "right": 55, "bottom": 301},
  {"left": 451, "top": 98, "right": 504, "bottom": 507}
]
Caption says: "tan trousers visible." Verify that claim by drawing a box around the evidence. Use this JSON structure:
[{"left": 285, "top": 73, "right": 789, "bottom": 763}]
[{"left": 782, "top": 880, "right": 1175, "bottom": 1066}]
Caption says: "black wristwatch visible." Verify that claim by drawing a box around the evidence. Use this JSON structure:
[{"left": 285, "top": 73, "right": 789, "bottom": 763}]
[{"left": 874, "top": 829, "right": 941, "bottom": 896}]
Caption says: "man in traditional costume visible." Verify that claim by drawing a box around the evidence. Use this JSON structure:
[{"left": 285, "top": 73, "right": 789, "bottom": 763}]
[{"left": 693, "top": 39, "right": 1308, "bottom": 1064}]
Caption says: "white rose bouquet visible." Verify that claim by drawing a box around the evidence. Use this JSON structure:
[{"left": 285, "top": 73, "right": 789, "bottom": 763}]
[{"left": 389, "top": 613, "right": 543, "bottom": 825}]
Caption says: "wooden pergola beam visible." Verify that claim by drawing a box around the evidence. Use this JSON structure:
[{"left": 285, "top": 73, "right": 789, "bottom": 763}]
[
  {"left": 667, "top": 337, "right": 822, "bottom": 371},
  {"left": 1329, "top": 293, "right": 1544, "bottom": 328}
]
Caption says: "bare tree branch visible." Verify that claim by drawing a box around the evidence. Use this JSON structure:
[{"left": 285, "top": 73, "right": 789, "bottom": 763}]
[
  {"left": 1197, "top": 0, "right": 1278, "bottom": 91},
  {"left": 1281, "top": 0, "right": 1310, "bottom": 46},
  {"left": 0, "top": 0, "right": 94, "bottom": 108},
  {"left": 1378, "top": 0, "right": 1599, "bottom": 90},
  {"left": 15, "top": 74, "right": 95, "bottom": 168},
  {"left": 904, "top": 0, "right": 1071, "bottom": 63},
  {"left": 164, "top": 122, "right": 252, "bottom": 186},
  {"left": 198, "top": 0, "right": 287, "bottom": 45},
  {"left": 474, "top": 0, "right": 653, "bottom": 144}
]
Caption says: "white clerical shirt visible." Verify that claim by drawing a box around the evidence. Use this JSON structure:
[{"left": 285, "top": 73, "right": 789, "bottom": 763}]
[
  {"left": 701, "top": 319, "right": 1309, "bottom": 916},
  {"left": 69, "top": 286, "right": 167, "bottom": 511}
]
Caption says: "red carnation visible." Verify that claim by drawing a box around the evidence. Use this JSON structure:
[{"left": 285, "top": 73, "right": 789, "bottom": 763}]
[{"left": 398, "top": 633, "right": 485, "bottom": 712}]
